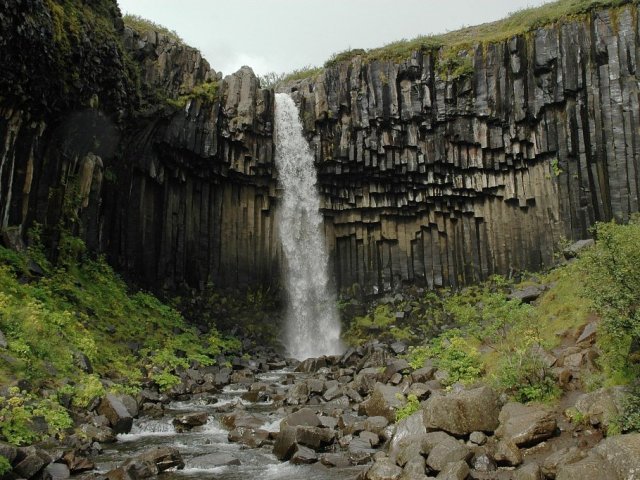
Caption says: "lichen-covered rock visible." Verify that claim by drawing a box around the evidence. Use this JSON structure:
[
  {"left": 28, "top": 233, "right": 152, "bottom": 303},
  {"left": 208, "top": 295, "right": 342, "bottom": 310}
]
[
  {"left": 361, "top": 383, "right": 406, "bottom": 421},
  {"left": 423, "top": 386, "right": 500, "bottom": 435}
]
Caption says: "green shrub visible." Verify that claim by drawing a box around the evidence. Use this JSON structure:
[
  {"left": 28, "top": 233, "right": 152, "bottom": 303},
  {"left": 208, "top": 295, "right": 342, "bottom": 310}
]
[
  {"left": 395, "top": 394, "right": 420, "bottom": 422},
  {"left": 582, "top": 220, "right": 640, "bottom": 383},
  {"left": 612, "top": 384, "right": 640, "bottom": 433},
  {"left": 0, "top": 455, "right": 11, "bottom": 475},
  {"left": 123, "top": 14, "right": 183, "bottom": 43},
  {"left": 408, "top": 332, "right": 483, "bottom": 386},
  {"left": 0, "top": 388, "right": 72, "bottom": 445},
  {"left": 494, "top": 328, "right": 560, "bottom": 403}
]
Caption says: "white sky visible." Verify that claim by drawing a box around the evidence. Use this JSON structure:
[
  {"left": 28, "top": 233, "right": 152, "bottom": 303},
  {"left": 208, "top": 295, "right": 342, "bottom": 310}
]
[{"left": 117, "top": 0, "right": 552, "bottom": 77}]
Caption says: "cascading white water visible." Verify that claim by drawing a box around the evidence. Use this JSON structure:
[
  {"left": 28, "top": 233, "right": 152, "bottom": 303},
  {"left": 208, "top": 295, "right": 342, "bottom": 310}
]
[{"left": 274, "top": 93, "right": 343, "bottom": 360}]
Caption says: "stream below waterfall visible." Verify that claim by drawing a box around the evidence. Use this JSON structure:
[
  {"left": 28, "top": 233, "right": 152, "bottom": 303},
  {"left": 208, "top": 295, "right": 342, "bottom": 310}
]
[{"left": 91, "top": 368, "right": 363, "bottom": 479}]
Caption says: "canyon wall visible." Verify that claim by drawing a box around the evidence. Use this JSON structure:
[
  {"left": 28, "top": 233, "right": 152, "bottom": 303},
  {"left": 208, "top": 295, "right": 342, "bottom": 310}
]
[
  {"left": 1, "top": 0, "right": 639, "bottom": 293},
  {"left": 281, "top": 3, "right": 640, "bottom": 291}
]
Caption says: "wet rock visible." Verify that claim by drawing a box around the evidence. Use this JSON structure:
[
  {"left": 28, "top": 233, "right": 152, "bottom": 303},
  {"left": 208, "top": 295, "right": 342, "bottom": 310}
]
[
  {"left": 295, "top": 357, "right": 327, "bottom": 373},
  {"left": 295, "top": 426, "right": 336, "bottom": 449},
  {"left": 43, "top": 463, "right": 71, "bottom": 480},
  {"left": 320, "top": 453, "right": 351, "bottom": 468},
  {"left": 273, "top": 426, "right": 298, "bottom": 461},
  {"left": 97, "top": 394, "right": 133, "bottom": 434},
  {"left": 366, "top": 457, "right": 402, "bottom": 480},
  {"left": 290, "top": 445, "right": 318, "bottom": 465},
  {"left": 496, "top": 402, "right": 557, "bottom": 447},
  {"left": 436, "top": 460, "right": 469, "bottom": 480},
  {"left": 281, "top": 408, "right": 322, "bottom": 428},
  {"left": 173, "top": 411, "right": 208, "bottom": 432},
  {"left": 61, "top": 451, "right": 95, "bottom": 473},
  {"left": 227, "top": 427, "right": 270, "bottom": 447},
  {"left": 360, "top": 383, "right": 405, "bottom": 421},
  {"left": 422, "top": 386, "right": 500, "bottom": 435},
  {"left": 221, "top": 410, "right": 264, "bottom": 430},
  {"left": 189, "top": 453, "right": 240, "bottom": 468},
  {"left": 389, "top": 410, "right": 426, "bottom": 462}
]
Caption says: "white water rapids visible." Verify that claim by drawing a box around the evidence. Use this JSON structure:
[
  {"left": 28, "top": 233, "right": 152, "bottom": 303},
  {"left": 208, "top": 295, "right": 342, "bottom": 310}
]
[{"left": 274, "top": 93, "right": 343, "bottom": 360}]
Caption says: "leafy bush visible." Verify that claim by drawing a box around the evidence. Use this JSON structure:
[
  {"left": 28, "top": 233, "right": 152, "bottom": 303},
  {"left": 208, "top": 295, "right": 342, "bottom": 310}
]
[
  {"left": 0, "top": 455, "right": 11, "bottom": 475},
  {"left": 395, "top": 394, "right": 420, "bottom": 422},
  {"left": 494, "top": 328, "right": 560, "bottom": 403},
  {"left": 408, "top": 332, "right": 483, "bottom": 386},
  {"left": 612, "top": 383, "right": 640, "bottom": 434},
  {"left": 0, "top": 388, "right": 72, "bottom": 445},
  {"left": 582, "top": 220, "right": 640, "bottom": 383}
]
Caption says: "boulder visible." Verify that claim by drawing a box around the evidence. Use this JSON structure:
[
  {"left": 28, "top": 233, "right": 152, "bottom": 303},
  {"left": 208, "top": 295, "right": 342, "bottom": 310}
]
[
  {"left": 172, "top": 412, "right": 208, "bottom": 432},
  {"left": 509, "top": 285, "right": 545, "bottom": 303},
  {"left": 436, "top": 460, "right": 469, "bottom": 480},
  {"left": 366, "top": 457, "right": 403, "bottom": 480},
  {"left": 295, "top": 357, "right": 327, "bottom": 373},
  {"left": 411, "top": 367, "right": 436, "bottom": 383},
  {"left": 513, "top": 463, "right": 542, "bottom": 480},
  {"left": 361, "top": 383, "right": 406, "bottom": 421},
  {"left": 389, "top": 410, "right": 426, "bottom": 462},
  {"left": 494, "top": 439, "right": 522, "bottom": 467},
  {"left": 573, "top": 387, "right": 627, "bottom": 428},
  {"left": 295, "top": 426, "right": 335, "bottom": 449},
  {"left": 97, "top": 394, "right": 133, "bottom": 434},
  {"left": 281, "top": 408, "right": 321, "bottom": 429},
  {"left": 591, "top": 433, "right": 640, "bottom": 480},
  {"left": 105, "top": 447, "right": 183, "bottom": 480},
  {"left": 273, "top": 426, "right": 298, "bottom": 461},
  {"left": 541, "top": 446, "right": 585, "bottom": 478},
  {"left": 496, "top": 402, "right": 557, "bottom": 447},
  {"left": 290, "top": 445, "right": 318, "bottom": 465},
  {"left": 61, "top": 451, "right": 95, "bottom": 473},
  {"left": 382, "top": 359, "right": 410, "bottom": 382},
  {"left": 43, "top": 463, "right": 71, "bottom": 480},
  {"left": 424, "top": 432, "right": 471, "bottom": 472},
  {"left": 227, "top": 427, "right": 269, "bottom": 448},
  {"left": 0, "top": 442, "right": 18, "bottom": 464},
  {"left": 555, "top": 456, "right": 610, "bottom": 480},
  {"left": 422, "top": 386, "right": 500, "bottom": 435},
  {"left": 563, "top": 239, "right": 594, "bottom": 259},
  {"left": 469, "top": 431, "right": 487, "bottom": 446},
  {"left": 14, "top": 450, "right": 50, "bottom": 479}
]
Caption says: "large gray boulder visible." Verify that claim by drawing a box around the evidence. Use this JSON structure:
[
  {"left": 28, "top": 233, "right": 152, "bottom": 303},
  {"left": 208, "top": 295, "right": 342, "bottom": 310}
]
[
  {"left": 573, "top": 387, "right": 627, "bottom": 428},
  {"left": 361, "top": 383, "right": 406, "bottom": 421},
  {"left": 423, "top": 386, "right": 500, "bottom": 435},
  {"left": 591, "top": 433, "right": 640, "bottom": 479},
  {"left": 366, "top": 457, "right": 403, "bottom": 480},
  {"left": 98, "top": 394, "right": 133, "bottom": 434},
  {"left": 424, "top": 432, "right": 472, "bottom": 472},
  {"left": 495, "top": 402, "right": 557, "bottom": 447},
  {"left": 389, "top": 410, "right": 426, "bottom": 462}
]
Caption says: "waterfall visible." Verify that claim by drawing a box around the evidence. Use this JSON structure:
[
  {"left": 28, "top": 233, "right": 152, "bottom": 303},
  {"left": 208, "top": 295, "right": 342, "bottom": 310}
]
[{"left": 274, "top": 93, "right": 343, "bottom": 360}]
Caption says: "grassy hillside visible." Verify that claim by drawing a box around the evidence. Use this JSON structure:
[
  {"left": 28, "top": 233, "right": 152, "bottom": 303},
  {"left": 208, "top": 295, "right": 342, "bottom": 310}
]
[{"left": 0, "top": 233, "right": 238, "bottom": 445}]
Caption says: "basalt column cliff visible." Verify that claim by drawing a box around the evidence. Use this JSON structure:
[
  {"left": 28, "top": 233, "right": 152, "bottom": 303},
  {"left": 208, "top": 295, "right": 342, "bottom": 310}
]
[
  {"left": 281, "top": 4, "right": 640, "bottom": 291},
  {"left": 0, "top": 1, "right": 639, "bottom": 293}
]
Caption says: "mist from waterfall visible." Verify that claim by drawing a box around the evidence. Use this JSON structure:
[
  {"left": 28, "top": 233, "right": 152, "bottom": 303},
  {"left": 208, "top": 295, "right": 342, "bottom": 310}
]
[{"left": 274, "top": 93, "right": 343, "bottom": 360}]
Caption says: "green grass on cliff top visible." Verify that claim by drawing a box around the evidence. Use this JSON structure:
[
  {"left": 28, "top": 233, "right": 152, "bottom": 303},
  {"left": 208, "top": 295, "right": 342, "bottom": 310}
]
[
  {"left": 283, "top": 0, "right": 633, "bottom": 83},
  {"left": 123, "top": 13, "right": 184, "bottom": 43}
]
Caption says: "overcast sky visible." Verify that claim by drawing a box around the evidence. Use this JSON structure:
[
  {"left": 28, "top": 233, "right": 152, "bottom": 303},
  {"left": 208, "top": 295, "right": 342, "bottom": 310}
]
[{"left": 117, "top": 0, "right": 552, "bottom": 77}]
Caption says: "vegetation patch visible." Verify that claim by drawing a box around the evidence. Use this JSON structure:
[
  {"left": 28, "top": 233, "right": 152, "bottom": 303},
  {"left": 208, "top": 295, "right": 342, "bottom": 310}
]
[{"left": 123, "top": 14, "right": 184, "bottom": 43}]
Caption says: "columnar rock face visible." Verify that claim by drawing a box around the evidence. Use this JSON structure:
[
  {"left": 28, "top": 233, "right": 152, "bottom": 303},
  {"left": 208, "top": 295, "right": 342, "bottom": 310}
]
[
  {"left": 1, "top": 1, "right": 639, "bottom": 293},
  {"left": 280, "top": 4, "right": 640, "bottom": 291}
]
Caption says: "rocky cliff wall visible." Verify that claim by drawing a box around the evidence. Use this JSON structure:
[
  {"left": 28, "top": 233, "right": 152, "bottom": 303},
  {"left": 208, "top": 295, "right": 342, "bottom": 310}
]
[
  {"left": 0, "top": 0, "right": 279, "bottom": 291},
  {"left": 1, "top": 1, "right": 639, "bottom": 294},
  {"left": 280, "top": 3, "right": 640, "bottom": 291}
]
